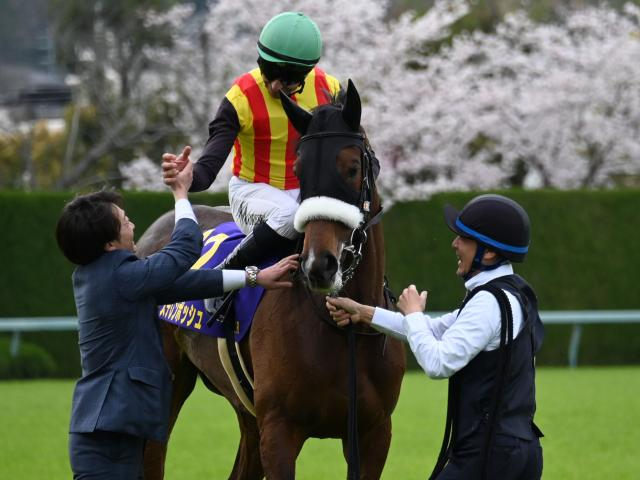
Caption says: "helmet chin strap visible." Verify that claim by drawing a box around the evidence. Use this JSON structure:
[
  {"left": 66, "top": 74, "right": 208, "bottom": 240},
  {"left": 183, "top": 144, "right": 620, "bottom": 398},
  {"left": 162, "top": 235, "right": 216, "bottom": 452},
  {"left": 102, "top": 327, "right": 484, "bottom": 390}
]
[{"left": 462, "top": 244, "right": 508, "bottom": 281}]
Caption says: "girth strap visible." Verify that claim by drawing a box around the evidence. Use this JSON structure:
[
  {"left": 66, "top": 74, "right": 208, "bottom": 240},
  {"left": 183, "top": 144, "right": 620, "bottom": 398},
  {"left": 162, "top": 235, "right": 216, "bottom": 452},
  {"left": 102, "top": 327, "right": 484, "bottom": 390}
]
[
  {"left": 346, "top": 324, "right": 360, "bottom": 480},
  {"left": 209, "top": 292, "right": 256, "bottom": 415}
]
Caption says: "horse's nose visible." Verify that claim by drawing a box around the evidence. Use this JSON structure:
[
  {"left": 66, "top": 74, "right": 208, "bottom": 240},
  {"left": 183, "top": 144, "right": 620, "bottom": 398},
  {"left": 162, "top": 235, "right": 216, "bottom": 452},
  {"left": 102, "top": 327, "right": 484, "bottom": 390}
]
[{"left": 307, "top": 251, "right": 339, "bottom": 289}]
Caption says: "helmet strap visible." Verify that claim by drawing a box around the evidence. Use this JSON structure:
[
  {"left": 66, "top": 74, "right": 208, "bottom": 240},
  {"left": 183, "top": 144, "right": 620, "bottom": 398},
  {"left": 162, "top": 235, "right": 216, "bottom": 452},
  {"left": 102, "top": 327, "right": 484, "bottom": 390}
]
[{"left": 463, "top": 244, "right": 508, "bottom": 281}]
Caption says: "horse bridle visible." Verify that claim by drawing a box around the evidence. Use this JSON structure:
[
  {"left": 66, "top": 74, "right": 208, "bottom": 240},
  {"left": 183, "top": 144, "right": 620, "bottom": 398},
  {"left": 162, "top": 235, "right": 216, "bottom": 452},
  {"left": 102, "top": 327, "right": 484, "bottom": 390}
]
[
  {"left": 298, "top": 130, "right": 383, "bottom": 280},
  {"left": 336, "top": 137, "right": 384, "bottom": 286}
]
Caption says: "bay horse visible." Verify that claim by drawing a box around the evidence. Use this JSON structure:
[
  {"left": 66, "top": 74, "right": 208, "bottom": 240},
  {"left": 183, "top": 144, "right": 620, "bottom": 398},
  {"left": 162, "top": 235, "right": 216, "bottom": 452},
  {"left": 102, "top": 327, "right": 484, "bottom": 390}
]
[{"left": 138, "top": 80, "right": 405, "bottom": 479}]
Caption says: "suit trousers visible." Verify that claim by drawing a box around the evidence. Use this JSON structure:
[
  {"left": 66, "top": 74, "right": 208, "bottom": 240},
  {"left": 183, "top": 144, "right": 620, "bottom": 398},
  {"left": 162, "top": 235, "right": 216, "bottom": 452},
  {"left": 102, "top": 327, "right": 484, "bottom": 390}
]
[
  {"left": 436, "top": 434, "right": 543, "bottom": 480},
  {"left": 69, "top": 431, "right": 145, "bottom": 479}
]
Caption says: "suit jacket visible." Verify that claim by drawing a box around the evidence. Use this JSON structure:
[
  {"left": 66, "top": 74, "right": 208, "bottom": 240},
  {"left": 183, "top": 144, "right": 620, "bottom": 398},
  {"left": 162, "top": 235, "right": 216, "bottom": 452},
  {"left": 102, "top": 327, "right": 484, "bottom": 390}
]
[{"left": 69, "top": 218, "right": 225, "bottom": 442}]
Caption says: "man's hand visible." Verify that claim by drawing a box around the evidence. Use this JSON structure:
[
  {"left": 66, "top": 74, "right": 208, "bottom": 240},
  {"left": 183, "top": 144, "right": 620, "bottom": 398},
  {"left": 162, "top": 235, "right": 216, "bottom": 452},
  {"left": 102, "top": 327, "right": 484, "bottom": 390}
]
[
  {"left": 162, "top": 146, "right": 192, "bottom": 185},
  {"left": 325, "top": 296, "right": 374, "bottom": 327},
  {"left": 256, "top": 254, "right": 299, "bottom": 290},
  {"left": 397, "top": 284, "right": 428, "bottom": 315},
  {"left": 162, "top": 146, "right": 193, "bottom": 200}
]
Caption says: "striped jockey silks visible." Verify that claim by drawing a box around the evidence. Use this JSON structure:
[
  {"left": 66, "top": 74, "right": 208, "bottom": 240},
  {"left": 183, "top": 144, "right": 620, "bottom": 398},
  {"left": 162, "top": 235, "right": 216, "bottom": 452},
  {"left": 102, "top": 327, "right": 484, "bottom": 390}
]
[{"left": 226, "top": 67, "right": 340, "bottom": 190}]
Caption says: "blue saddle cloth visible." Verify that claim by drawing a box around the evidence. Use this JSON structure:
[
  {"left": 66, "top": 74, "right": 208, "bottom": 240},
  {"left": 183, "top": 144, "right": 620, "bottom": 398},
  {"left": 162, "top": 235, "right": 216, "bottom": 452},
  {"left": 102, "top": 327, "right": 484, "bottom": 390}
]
[{"left": 157, "top": 222, "right": 270, "bottom": 341}]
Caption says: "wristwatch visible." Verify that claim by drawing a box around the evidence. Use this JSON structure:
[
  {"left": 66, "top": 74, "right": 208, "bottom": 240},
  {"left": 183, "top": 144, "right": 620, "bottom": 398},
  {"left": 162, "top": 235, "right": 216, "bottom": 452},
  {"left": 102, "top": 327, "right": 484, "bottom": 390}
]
[{"left": 245, "top": 266, "right": 259, "bottom": 288}]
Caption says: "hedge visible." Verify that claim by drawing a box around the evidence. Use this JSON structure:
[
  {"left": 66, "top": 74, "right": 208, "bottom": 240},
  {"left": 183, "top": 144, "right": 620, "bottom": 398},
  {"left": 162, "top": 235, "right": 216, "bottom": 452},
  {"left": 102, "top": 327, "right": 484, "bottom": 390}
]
[
  {"left": 0, "top": 337, "right": 57, "bottom": 378},
  {"left": 383, "top": 190, "right": 640, "bottom": 366},
  {"left": 0, "top": 190, "right": 227, "bottom": 377},
  {"left": 1, "top": 189, "right": 638, "bottom": 376}
]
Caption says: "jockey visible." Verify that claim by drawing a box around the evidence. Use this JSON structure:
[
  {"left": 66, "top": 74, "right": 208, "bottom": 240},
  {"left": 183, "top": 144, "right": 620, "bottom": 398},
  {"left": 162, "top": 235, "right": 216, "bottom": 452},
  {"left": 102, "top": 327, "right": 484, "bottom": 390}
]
[{"left": 163, "top": 12, "right": 341, "bottom": 271}]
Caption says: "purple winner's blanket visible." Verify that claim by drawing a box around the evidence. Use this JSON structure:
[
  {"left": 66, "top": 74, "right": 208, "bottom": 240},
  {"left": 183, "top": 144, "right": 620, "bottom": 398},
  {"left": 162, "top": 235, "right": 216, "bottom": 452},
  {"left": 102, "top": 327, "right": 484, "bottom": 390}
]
[{"left": 157, "top": 222, "right": 269, "bottom": 342}]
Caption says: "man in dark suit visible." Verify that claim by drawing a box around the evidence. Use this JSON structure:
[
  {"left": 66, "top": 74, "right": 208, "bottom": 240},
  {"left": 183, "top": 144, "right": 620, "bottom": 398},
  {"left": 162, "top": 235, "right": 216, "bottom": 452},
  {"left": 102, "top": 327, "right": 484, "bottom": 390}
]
[{"left": 56, "top": 150, "right": 298, "bottom": 479}]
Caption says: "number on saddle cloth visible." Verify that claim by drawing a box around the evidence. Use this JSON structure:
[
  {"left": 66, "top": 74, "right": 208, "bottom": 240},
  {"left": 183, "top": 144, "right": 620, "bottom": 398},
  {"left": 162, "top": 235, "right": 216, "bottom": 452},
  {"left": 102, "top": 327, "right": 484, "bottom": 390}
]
[{"left": 156, "top": 222, "right": 277, "bottom": 342}]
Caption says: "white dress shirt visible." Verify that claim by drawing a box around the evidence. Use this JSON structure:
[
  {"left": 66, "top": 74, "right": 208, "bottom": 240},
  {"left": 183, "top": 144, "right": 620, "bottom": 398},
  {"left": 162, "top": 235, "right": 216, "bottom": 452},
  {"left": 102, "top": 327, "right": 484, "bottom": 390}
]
[
  {"left": 174, "top": 198, "right": 198, "bottom": 223},
  {"left": 371, "top": 264, "right": 523, "bottom": 379}
]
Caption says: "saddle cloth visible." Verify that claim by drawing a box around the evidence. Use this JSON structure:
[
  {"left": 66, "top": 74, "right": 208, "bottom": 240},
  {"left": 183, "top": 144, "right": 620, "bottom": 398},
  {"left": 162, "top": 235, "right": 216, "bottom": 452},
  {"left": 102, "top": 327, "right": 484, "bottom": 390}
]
[{"left": 157, "top": 222, "right": 270, "bottom": 341}]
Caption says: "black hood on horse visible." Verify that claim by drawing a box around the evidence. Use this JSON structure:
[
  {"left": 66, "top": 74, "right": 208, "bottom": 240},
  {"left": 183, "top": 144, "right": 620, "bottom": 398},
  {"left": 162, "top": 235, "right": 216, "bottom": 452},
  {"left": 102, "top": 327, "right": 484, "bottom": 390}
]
[{"left": 280, "top": 80, "right": 367, "bottom": 207}]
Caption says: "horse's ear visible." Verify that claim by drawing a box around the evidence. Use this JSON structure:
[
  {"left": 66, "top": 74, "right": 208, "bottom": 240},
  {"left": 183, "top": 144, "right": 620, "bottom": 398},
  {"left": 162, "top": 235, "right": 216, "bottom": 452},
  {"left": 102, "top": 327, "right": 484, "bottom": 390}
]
[
  {"left": 341, "top": 79, "right": 361, "bottom": 132},
  {"left": 279, "top": 90, "right": 312, "bottom": 135}
]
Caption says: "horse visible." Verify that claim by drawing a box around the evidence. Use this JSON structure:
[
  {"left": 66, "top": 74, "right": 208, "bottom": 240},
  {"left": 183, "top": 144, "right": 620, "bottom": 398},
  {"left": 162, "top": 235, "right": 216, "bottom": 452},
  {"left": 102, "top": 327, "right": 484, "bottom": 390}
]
[{"left": 138, "top": 80, "right": 406, "bottom": 479}]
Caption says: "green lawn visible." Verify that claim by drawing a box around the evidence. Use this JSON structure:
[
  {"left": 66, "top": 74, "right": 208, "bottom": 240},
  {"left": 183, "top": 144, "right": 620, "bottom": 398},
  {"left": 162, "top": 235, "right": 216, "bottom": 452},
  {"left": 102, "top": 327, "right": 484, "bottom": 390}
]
[{"left": 1, "top": 367, "right": 638, "bottom": 479}]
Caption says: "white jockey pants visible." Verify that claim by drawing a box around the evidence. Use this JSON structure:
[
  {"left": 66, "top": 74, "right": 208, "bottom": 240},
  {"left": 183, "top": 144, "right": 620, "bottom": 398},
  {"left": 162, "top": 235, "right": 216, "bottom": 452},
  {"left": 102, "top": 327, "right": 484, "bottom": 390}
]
[{"left": 228, "top": 176, "right": 300, "bottom": 240}]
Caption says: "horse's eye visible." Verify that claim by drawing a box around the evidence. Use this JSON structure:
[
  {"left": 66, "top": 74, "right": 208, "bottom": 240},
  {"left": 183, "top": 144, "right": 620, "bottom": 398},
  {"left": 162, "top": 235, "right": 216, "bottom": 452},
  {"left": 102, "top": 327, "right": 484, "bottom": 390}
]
[{"left": 348, "top": 167, "right": 359, "bottom": 179}]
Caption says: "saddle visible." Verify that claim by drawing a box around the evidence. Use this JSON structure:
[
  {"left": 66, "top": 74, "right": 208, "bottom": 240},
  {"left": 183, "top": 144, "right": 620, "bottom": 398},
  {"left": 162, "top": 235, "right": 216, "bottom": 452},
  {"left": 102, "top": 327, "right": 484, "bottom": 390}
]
[{"left": 157, "top": 221, "right": 276, "bottom": 416}]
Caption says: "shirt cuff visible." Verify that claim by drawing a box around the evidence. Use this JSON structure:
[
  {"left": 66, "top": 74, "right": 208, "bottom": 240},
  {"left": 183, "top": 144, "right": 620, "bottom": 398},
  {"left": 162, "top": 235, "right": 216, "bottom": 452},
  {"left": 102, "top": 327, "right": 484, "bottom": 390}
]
[
  {"left": 371, "top": 307, "right": 408, "bottom": 341},
  {"left": 174, "top": 198, "right": 197, "bottom": 224},
  {"left": 222, "top": 270, "right": 246, "bottom": 291}
]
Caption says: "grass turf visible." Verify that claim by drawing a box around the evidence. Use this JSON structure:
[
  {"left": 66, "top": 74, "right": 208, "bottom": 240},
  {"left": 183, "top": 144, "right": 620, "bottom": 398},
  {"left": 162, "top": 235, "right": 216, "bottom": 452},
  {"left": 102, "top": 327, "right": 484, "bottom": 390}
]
[{"left": 1, "top": 367, "right": 638, "bottom": 479}]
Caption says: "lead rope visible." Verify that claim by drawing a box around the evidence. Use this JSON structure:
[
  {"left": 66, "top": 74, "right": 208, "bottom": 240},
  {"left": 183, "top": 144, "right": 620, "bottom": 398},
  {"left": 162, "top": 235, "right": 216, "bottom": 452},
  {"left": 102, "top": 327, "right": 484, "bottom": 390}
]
[
  {"left": 428, "top": 380, "right": 455, "bottom": 479},
  {"left": 346, "top": 321, "right": 360, "bottom": 480},
  {"left": 429, "top": 293, "right": 471, "bottom": 479}
]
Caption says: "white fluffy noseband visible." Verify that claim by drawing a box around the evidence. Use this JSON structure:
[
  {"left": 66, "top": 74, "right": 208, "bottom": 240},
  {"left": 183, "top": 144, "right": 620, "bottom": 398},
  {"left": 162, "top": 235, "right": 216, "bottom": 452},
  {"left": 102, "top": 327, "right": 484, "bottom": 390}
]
[{"left": 294, "top": 196, "right": 363, "bottom": 232}]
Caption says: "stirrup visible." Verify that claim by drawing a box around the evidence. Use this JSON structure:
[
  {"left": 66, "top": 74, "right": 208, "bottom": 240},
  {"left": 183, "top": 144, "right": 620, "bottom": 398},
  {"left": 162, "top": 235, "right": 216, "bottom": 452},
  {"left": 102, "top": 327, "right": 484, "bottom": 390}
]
[
  {"left": 204, "top": 295, "right": 226, "bottom": 315},
  {"left": 205, "top": 291, "right": 236, "bottom": 328}
]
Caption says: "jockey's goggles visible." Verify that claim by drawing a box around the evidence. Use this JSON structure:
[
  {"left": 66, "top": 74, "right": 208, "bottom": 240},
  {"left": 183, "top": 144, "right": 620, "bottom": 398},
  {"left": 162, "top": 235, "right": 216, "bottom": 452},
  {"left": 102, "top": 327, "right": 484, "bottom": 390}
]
[{"left": 258, "top": 58, "right": 312, "bottom": 90}]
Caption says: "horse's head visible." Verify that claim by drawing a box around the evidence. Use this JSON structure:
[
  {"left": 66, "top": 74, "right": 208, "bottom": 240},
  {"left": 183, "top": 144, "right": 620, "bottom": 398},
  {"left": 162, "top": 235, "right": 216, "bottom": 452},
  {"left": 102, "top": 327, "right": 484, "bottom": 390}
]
[{"left": 280, "top": 80, "right": 377, "bottom": 293}]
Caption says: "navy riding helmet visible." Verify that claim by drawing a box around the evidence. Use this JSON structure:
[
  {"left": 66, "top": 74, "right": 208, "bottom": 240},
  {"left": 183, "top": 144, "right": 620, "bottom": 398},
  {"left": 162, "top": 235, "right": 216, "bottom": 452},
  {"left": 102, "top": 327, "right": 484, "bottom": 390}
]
[{"left": 444, "top": 194, "right": 530, "bottom": 271}]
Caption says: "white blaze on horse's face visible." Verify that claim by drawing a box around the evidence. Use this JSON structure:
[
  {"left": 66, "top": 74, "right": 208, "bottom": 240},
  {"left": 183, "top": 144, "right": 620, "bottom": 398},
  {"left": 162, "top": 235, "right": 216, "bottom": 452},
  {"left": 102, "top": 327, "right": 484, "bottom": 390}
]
[
  {"left": 301, "top": 238, "right": 348, "bottom": 294},
  {"left": 295, "top": 203, "right": 362, "bottom": 293},
  {"left": 299, "top": 246, "right": 339, "bottom": 293}
]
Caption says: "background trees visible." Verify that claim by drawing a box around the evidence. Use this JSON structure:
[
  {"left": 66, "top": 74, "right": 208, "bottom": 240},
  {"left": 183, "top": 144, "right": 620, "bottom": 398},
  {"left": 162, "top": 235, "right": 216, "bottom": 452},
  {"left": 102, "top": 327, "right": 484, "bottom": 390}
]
[
  {"left": 369, "top": 4, "right": 640, "bottom": 200},
  {"left": 1, "top": 0, "right": 639, "bottom": 199}
]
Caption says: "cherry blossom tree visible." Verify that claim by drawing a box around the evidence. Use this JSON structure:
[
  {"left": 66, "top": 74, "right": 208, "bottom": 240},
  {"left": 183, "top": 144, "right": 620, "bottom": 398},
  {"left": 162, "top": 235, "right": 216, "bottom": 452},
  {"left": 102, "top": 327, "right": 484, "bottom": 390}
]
[
  {"left": 373, "top": 3, "right": 640, "bottom": 200},
  {"left": 129, "top": 0, "right": 469, "bottom": 192},
  {"left": 124, "top": 0, "right": 640, "bottom": 201},
  {"left": 49, "top": 0, "right": 192, "bottom": 189}
]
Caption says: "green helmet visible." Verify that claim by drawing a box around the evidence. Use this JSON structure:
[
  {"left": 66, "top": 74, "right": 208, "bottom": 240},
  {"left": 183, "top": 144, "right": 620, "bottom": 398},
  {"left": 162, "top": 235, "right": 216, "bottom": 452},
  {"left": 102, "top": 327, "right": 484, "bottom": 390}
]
[{"left": 257, "top": 12, "right": 322, "bottom": 68}]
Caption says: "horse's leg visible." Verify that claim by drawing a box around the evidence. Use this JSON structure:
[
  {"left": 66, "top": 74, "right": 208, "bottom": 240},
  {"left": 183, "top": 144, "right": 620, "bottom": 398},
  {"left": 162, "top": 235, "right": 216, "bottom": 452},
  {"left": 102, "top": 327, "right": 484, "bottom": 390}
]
[
  {"left": 341, "top": 418, "right": 392, "bottom": 480},
  {"left": 258, "top": 412, "right": 306, "bottom": 480},
  {"left": 227, "top": 410, "right": 264, "bottom": 480},
  {"left": 179, "top": 331, "right": 264, "bottom": 480},
  {"left": 144, "top": 324, "right": 199, "bottom": 480}
]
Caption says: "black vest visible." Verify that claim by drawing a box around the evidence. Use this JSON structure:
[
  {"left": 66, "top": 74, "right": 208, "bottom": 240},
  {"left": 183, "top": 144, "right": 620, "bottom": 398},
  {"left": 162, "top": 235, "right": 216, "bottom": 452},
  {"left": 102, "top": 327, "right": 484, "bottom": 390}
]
[{"left": 431, "top": 274, "right": 544, "bottom": 479}]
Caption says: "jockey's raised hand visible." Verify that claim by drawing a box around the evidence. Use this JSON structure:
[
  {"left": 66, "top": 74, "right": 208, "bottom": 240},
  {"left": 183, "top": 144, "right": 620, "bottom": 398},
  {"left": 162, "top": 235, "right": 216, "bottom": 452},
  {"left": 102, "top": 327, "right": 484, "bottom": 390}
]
[{"left": 162, "top": 146, "right": 192, "bottom": 187}]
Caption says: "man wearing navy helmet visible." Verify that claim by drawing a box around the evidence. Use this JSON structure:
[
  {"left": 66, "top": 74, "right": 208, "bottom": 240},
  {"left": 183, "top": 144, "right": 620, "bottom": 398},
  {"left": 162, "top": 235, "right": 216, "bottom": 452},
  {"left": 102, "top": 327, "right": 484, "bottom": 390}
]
[{"left": 327, "top": 194, "right": 544, "bottom": 479}]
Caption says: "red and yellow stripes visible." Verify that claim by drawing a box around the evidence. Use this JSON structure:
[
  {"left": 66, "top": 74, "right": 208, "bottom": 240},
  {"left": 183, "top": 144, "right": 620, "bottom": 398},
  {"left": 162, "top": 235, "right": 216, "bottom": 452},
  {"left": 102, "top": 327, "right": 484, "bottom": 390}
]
[{"left": 227, "top": 67, "right": 340, "bottom": 190}]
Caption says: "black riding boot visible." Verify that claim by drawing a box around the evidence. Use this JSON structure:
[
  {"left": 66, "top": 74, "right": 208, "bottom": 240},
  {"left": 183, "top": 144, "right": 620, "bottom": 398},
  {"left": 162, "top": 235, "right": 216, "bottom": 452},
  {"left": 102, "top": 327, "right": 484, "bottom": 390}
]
[
  {"left": 215, "top": 222, "right": 289, "bottom": 270},
  {"left": 206, "top": 223, "right": 292, "bottom": 314}
]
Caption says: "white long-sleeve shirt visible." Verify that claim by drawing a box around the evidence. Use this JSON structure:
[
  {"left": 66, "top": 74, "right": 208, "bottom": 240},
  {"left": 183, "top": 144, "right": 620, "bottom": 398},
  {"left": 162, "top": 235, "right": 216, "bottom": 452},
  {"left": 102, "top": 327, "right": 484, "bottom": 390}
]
[
  {"left": 372, "top": 264, "right": 524, "bottom": 379},
  {"left": 174, "top": 198, "right": 198, "bottom": 223}
]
